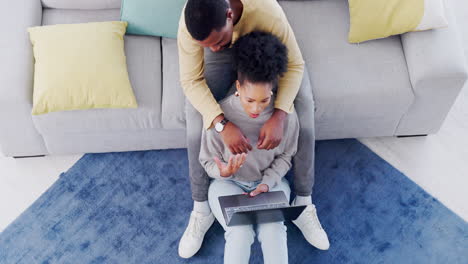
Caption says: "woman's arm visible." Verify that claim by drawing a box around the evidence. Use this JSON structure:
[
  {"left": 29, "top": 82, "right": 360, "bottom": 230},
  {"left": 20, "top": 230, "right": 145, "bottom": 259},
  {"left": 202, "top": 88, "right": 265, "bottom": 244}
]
[{"left": 199, "top": 129, "right": 228, "bottom": 180}]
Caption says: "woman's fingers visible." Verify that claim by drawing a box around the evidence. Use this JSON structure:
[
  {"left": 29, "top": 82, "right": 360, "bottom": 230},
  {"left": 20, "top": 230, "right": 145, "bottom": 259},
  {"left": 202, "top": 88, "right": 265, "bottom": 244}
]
[
  {"left": 250, "top": 187, "right": 262, "bottom": 197},
  {"left": 227, "top": 156, "right": 235, "bottom": 172},
  {"left": 232, "top": 154, "right": 239, "bottom": 169},
  {"left": 249, "top": 184, "right": 268, "bottom": 197},
  {"left": 235, "top": 154, "right": 243, "bottom": 169},
  {"left": 240, "top": 153, "right": 247, "bottom": 166},
  {"left": 213, "top": 156, "right": 223, "bottom": 169}
]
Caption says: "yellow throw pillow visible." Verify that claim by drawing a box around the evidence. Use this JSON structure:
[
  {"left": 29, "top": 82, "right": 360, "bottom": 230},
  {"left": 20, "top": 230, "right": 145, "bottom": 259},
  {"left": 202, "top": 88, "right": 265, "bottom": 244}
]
[
  {"left": 348, "top": 0, "right": 448, "bottom": 43},
  {"left": 28, "top": 21, "right": 137, "bottom": 115}
]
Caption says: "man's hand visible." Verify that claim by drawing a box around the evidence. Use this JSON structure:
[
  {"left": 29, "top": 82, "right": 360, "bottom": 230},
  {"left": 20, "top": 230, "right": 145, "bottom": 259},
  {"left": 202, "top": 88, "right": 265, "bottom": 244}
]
[
  {"left": 214, "top": 154, "right": 247, "bottom": 177},
  {"left": 221, "top": 122, "right": 252, "bottom": 154},
  {"left": 258, "top": 109, "right": 287, "bottom": 150},
  {"left": 249, "top": 184, "right": 269, "bottom": 197}
]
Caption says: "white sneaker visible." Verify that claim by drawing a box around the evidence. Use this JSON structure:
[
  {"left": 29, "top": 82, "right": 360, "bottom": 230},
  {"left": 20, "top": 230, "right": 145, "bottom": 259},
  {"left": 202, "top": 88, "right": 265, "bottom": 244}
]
[
  {"left": 292, "top": 204, "right": 330, "bottom": 250},
  {"left": 178, "top": 211, "right": 215, "bottom": 258}
]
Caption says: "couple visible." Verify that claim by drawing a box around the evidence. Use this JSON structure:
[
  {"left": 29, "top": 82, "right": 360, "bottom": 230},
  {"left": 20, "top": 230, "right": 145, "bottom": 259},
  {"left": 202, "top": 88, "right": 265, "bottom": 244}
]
[{"left": 177, "top": 0, "right": 329, "bottom": 262}]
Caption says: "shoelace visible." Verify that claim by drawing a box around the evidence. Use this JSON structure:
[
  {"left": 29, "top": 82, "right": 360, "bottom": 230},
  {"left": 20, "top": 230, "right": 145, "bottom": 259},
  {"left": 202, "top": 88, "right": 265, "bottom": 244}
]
[
  {"left": 303, "top": 207, "right": 323, "bottom": 230},
  {"left": 187, "top": 213, "right": 205, "bottom": 239}
]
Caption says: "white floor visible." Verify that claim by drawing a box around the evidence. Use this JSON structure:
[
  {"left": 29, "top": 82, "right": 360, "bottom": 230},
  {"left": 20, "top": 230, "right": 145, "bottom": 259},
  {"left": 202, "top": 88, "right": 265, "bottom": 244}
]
[{"left": 1, "top": 0, "right": 467, "bottom": 233}]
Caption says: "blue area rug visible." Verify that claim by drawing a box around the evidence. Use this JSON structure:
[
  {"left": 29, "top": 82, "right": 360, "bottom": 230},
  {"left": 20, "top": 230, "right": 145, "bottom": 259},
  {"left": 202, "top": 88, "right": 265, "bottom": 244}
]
[{"left": 0, "top": 139, "right": 467, "bottom": 264}]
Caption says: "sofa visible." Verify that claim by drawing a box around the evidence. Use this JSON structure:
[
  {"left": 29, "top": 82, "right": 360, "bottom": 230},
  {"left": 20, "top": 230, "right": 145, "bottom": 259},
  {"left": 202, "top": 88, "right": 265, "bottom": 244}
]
[{"left": 1, "top": 0, "right": 467, "bottom": 157}]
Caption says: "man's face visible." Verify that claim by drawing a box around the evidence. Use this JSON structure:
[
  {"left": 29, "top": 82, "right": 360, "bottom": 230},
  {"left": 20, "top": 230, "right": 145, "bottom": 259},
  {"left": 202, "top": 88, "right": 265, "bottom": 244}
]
[{"left": 197, "top": 10, "right": 234, "bottom": 52}]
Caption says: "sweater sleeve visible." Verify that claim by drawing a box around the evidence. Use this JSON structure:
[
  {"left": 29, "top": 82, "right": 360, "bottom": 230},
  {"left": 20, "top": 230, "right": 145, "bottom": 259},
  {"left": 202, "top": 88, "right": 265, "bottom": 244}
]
[
  {"left": 199, "top": 128, "right": 233, "bottom": 180},
  {"left": 269, "top": 3, "right": 305, "bottom": 113},
  {"left": 261, "top": 111, "right": 300, "bottom": 189},
  {"left": 177, "top": 17, "right": 224, "bottom": 130}
]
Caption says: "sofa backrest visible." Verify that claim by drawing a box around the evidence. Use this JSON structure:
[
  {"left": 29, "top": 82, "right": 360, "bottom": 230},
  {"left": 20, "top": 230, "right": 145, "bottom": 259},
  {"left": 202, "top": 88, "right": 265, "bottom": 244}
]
[{"left": 41, "top": 0, "right": 121, "bottom": 10}]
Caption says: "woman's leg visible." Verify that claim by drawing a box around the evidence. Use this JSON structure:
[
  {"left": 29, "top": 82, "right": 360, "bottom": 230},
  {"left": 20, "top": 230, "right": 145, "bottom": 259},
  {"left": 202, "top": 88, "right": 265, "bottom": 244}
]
[
  {"left": 208, "top": 180, "right": 255, "bottom": 264},
  {"left": 257, "top": 178, "right": 291, "bottom": 264},
  {"left": 257, "top": 222, "right": 288, "bottom": 264}
]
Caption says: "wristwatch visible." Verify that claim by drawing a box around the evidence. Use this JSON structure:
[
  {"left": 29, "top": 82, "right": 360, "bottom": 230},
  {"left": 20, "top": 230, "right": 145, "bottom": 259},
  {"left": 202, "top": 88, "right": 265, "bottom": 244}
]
[{"left": 215, "top": 118, "right": 229, "bottom": 133}]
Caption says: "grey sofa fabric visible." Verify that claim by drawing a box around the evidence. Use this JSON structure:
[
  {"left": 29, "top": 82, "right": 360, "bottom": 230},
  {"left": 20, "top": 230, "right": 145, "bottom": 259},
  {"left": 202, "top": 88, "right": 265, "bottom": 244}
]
[
  {"left": 397, "top": 2, "right": 468, "bottom": 135},
  {"left": 279, "top": 0, "right": 414, "bottom": 139},
  {"left": 41, "top": 0, "right": 121, "bottom": 10},
  {"left": 32, "top": 8, "right": 170, "bottom": 154},
  {"left": 42, "top": 8, "right": 120, "bottom": 25},
  {"left": 162, "top": 38, "right": 186, "bottom": 130},
  {"left": 0, "top": 0, "right": 466, "bottom": 156},
  {"left": 33, "top": 35, "right": 164, "bottom": 135},
  {"left": 40, "top": 129, "right": 186, "bottom": 155},
  {"left": 0, "top": 0, "right": 48, "bottom": 157}
]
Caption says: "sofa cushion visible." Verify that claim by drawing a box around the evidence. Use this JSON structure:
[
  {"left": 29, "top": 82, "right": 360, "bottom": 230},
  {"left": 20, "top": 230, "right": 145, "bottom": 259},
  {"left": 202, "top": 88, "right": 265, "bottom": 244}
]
[
  {"left": 33, "top": 10, "right": 162, "bottom": 135},
  {"left": 121, "top": 0, "right": 186, "bottom": 39},
  {"left": 41, "top": 0, "right": 121, "bottom": 10},
  {"left": 161, "top": 38, "right": 186, "bottom": 129},
  {"left": 42, "top": 8, "right": 121, "bottom": 25},
  {"left": 348, "top": 0, "right": 448, "bottom": 43},
  {"left": 28, "top": 21, "right": 137, "bottom": 115},
  {"left": 279, "top": 0, "right": 414, "bottom": 138}
]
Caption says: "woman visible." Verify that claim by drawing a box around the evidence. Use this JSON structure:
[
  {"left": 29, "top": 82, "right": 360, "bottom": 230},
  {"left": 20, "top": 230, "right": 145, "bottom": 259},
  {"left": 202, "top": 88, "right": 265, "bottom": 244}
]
[{"left": 199, "top": 31, "right": 299, "bottom": 264}]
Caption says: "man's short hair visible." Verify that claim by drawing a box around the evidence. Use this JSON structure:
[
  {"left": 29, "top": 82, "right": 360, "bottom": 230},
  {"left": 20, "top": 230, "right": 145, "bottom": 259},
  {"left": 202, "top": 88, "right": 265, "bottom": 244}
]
[
  {"left": 233, "top": 31, "right": 288, "bottom": 85},
  {"left": 184, "top": 0, "right": 229, "bottom": 41}
]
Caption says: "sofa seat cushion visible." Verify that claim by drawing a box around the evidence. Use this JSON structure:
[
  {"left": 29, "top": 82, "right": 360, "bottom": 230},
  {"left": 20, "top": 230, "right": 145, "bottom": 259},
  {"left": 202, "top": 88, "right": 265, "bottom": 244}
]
[
  {"left": 33, "top": 10, "right": 162, "bottom": 135},
  {"left": 161, "top": 38, "right": 186, "bottom": 129},
  {"left": 279, "top": 0, "right": 414, "bottom": 129}
]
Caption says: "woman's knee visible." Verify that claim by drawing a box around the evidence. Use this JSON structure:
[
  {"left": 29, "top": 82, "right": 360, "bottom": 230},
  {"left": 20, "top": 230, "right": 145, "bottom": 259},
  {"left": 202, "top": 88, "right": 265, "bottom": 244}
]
[
  {"left": 225, "top": 225, "right": 256, "bottom": 244},
  {"left": 270, "top": 179, "right": 291, "bottom": 201},
  {"left": 257, "top": 222, "right": 287, "bottom": 242}
]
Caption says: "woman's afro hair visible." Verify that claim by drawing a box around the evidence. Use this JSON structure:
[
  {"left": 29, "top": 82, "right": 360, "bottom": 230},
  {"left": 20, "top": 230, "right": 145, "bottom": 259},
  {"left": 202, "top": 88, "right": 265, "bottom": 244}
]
[{"left": 232, "top": 31, "right": 288, "bottom": 84}]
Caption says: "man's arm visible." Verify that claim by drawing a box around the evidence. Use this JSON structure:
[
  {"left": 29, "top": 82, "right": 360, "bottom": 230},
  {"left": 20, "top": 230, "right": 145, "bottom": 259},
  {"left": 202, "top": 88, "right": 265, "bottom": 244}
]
[
  {"left": 269, "top": 3, "right": 305, "bottom": 113},
  {"left": 256, "top": 2, "right": 304, "bottom": 150},
  {"left": 177, "top": 19, "right": 224, "bottom": 129}
]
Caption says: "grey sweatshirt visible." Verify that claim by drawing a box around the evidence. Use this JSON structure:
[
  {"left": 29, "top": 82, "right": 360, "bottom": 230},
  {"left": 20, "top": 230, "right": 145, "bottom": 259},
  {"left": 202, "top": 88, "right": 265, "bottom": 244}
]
[{"left": 199, "top": 94, "right": 299, "bottom": 189}]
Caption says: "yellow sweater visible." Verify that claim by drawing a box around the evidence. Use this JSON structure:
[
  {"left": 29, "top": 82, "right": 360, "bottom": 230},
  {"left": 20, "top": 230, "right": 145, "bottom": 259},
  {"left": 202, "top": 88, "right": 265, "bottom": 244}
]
[{"left": 177, "top": 0, "right": 304, "bottom": 129}]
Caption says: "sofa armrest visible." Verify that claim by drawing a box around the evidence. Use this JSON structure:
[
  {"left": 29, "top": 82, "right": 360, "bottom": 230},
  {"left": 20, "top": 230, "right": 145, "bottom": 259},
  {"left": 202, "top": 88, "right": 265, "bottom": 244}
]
[
  {"left": 401, "top": 7, "right": 467, "bottom": 93},
  {"left": 0, "top": 0, "right": 42, "bottom": 105},
  {"left": 397, "top": 1, "right": 468, "bottom": 135},
  {"left": 0, "top": 0, "right": 48, "bottom": 156}
]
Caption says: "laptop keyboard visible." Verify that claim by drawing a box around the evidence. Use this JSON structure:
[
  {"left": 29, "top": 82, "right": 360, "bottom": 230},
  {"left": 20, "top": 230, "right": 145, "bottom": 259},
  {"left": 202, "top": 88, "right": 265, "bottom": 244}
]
[{"left": 225, "top": 202, "right": 289, "bottom": 221}]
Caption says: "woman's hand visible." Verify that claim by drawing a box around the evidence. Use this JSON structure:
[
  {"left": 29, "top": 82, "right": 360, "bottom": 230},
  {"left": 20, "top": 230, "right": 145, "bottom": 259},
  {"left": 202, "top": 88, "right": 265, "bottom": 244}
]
[
  {"left": 214, "top": 153, "right": 247, "bottom": 177},
  {"left": 249, "top": 184, "right": 269, "bottom": 197},
  {"left": 257, "top": 109, "right": 287, "bottom": 150}
]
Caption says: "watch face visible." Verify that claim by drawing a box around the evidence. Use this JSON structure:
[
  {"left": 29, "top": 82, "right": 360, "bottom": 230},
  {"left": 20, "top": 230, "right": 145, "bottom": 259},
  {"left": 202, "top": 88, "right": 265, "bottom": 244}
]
[{"left": 215, "top": 122, "right": 223, "bottom": 132}]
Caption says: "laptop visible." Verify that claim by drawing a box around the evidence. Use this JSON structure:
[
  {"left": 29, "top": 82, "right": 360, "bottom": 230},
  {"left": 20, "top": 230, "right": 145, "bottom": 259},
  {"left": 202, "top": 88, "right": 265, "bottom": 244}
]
[{"left": 219, "top": 191, "right": 307, "bottom": 226}]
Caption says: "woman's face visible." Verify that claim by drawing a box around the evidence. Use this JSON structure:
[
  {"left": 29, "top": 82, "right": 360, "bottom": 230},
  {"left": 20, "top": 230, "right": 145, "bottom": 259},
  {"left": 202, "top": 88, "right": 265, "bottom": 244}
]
[{"left": 236, "top": 80, "right": 273, "bottom": 119}]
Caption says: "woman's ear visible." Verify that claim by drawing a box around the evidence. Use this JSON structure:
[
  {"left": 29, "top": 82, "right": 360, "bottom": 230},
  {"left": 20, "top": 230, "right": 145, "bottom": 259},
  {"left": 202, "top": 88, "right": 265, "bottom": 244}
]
[
  {"left": 235, "top": 80, "right": 241, "bottom": 91},
  {"left": 226, "top": 8, "right": 233, "bottom": 21},
  {"left": 235, "top": 80, "right": 241, "bottom": 97}
]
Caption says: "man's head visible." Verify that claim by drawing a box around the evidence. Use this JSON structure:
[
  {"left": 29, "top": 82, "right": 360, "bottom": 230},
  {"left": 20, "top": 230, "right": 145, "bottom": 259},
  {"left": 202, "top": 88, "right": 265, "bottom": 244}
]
[
  {"left": 232, "top": 31, "right": 288, "bottom": 118},
  {"left": 184, "top": 0, "right": 234, "bottom": 52}
]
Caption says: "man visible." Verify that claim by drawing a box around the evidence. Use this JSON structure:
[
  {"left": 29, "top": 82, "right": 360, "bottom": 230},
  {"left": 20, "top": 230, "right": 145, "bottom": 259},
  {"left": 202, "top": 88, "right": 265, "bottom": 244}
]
[{"left": 177, "top": 0, "right": 330, "bottom": 258}]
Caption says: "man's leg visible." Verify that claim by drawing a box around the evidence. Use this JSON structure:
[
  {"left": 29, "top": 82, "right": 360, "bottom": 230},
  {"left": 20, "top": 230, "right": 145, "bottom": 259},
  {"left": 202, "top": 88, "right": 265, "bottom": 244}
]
[
  {"left": 179, "top": 47, "right": 237, "bottom": 258},
  {"left": 186, "top": 47, "right": 237, "bottom": 202},
  {"left": 291, "top": 67, "right": 330, "bottom": 250},
  {"left": 292, "top": 67, "right": 316, "bottom": 198},
  {"left": 185, "top": 101, "right": 211, "bottom": 202}
]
